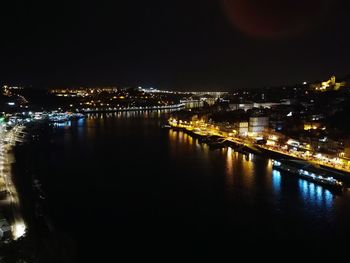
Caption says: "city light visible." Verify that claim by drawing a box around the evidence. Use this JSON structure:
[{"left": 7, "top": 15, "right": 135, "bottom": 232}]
[
  {"left": 166, "top": 113, "right": 350, "bottom": 174},
  {"left": 1, "top": 0, "right": 350, "bottom": 253},
  {"left": 13, "top": 222, "right": 26, "bottom": 240}
]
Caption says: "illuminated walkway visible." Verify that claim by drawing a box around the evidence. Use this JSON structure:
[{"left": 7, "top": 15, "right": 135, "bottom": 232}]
[
  {"left": 168, "top": 118, "right": 350, "bottom": 174},
  {"left": 259, "top": 145, "right": 350, "bottom": 174},
  {"left": 0, "top": 124, "right": 26, "bottom": 241}
]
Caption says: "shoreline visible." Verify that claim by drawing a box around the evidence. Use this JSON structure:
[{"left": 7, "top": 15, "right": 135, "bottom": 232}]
[
  {"left": 0, "top": 124, "right": 29, "bottom": 259},
  {"left": 0, "top": 122, "right": 68, "bottom": 262},
  {"left": 77, "top": 103, "right": 185, "bottom": 113},
  {"left": 167, "top": 126, "right": 350, "bottom": 185}
]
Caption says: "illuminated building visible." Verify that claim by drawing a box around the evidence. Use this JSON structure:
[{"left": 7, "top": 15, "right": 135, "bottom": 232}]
[
  {"left": 233, "top": 121, "right": 249, "bottom": 136},
  {"left": 249, "top": 117, "right": 269, "bottom": 134},
  {"left": 229, "top": 103, "right": 253, "bottom": 111},
  {"left": 304, "top": 122, "right": 321, "bottom": 131},
  {"left": 253, "top": 100, "right": 291, "bottom": 109},
  {"left": 229, "top": 100, "right": 290, "bottom": 112},
  {"left": 344, "top": 141, "right": 350, "bottom": 158},
  {"left": 50, "top": 87, "right": 118, "bottom": 97},
  {"left": 311, "top": 75, "right": 346, "bottom": 91},
  {"left": 186, "top": 91, "right": 228, "bottom": 98}
]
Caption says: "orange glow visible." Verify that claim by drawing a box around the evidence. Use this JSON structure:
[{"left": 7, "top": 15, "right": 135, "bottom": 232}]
[{"left": 266, "top": 140, "right": 276, "bottom": 146}]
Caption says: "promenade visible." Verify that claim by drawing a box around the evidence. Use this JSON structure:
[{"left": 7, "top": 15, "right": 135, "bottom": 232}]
[{"left": 168, "top": 118, "right": 350, "bottom": 174}]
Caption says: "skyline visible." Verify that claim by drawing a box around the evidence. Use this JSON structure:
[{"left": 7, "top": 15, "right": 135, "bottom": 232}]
[
  {"left": 1, "top": 0, "right": 350, "bottom": 90},
  {"left": 2, "top": 2, "right": 350, "bottom": 259}
]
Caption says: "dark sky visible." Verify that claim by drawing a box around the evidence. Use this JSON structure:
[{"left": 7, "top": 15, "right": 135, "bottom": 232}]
[{"left": 0, "top": 0, "right": 349, "bottom": 91}]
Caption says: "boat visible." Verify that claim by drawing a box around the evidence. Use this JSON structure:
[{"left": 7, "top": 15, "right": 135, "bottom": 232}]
[
  {"left": 272, "top": 159, "right": 344, "bottom": 192},
  {"left": 48, "top": 113, "right": 69, "bottom": 123},
  {"left": 161, "top": 123, "right": 171, "bottom": 129},
  {"left": 69, "top": 113, "right": 85, "bottom": 120}
]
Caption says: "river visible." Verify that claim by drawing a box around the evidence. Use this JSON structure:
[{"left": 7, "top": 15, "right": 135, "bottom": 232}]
[{"left": 11, "top": 111, "right": 350, "bottom": 261}]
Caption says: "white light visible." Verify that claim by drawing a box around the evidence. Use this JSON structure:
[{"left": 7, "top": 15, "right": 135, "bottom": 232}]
[
  {"left": 273, "top": 160, "right": 281, "bottom": 166},
  {"left": 8, "top": 102, "right": 15, "bottom": 106},
  {"left": 13, "top": 222, "right": 26, "bottom": 240}
]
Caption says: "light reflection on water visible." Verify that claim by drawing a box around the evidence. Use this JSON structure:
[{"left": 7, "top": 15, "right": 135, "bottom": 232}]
[
  {"left": 225, "top": 147, "right": 234, "bottom": 186},
  {"left": 298, "top": 179, "right": 333, "bottom": 209},
  {"left": 272, "top": 170, "right": 281, "bottom": 193},
  {"left": 241, "top": 152, "right": 254, "bottom": 190},
  {"left": 77, "top": 118, "right": 85, "bottom": 126},
  {"left": 169, "top": 129, "right": 337, "bottom": 212},
  {"left": 36, "top": 114, "right": 350, "bottom": 251},
  {"left": 226, "top": 147, "right": 233, "bottom": 175},
  {"left": 86, "top": 109, "right": 177, "bottom": 120}
]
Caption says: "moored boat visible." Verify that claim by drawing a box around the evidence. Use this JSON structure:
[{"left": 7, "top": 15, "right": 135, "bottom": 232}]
[{"left": 272, "top": 159, "right": 344, "bottom": 192}]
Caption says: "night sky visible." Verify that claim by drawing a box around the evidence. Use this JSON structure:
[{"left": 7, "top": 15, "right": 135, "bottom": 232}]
[{"left": 0, "top": 0, "right": 349, "bottom": 91}]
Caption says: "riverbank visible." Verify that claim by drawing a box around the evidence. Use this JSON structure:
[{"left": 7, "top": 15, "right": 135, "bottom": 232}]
[
  {"left": 0, "top": 124, "right": 29, "bottom": 260},
  {"left": 0, "top": 122, "right": 76, "bottom": 262},
  {"left": 78, "top": 103, "right": 185, "bottom": 113},
  {"left": 167, "top": 125, "right": 350, "bottom": 185},
  {"left": 3, "top": 112, "right": 350, "bottom": 260}
]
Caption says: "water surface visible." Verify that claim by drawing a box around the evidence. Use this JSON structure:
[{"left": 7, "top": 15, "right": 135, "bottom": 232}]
[{"left": 19, "top": 112, "right": 350, "bottom": 260}]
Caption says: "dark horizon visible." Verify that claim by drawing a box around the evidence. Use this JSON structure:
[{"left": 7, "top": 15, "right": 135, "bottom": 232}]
[{"left": 1, "top": 0, "right": 350, "bottom": 91}]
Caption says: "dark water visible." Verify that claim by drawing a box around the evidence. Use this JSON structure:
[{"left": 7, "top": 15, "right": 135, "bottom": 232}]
[{"left": 15, "top": 112, "right": 350, "bottom": 261}]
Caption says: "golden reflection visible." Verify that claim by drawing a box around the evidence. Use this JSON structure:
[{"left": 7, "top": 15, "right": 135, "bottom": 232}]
[
  {"left": 265, "top": 159, "right": 274, "bottom": 190},
  {"left": 202, "top": 144, "right": 209, "bottom": 154},
  {"left": 188, "top": 135, "right": 193, "bottom": 145},
  {"left": 169, "top": 130, "right": 182, "bottom": 148},
  {"left": 168, "top": 130, "right": 195, "bottom": 147},
  {"left": 266, "top": 158, "right": 273, "bottom": 176},
  {"left": 85, "top": 116, "right": 96, "bottom": 139},
  {"left": 241, "top": 152, "right": 254, "bottom": 189},
  {"left": 267, "top": 159, "right": 272, "bottom": 168},
  {"left": 178, "top": 131, "right": 183, "bottom": 141},
  {"left": 183, "top": 133, "right": 188, "bottom": 142},
  {"left": 168, "top": 130, "right": 177, "bottom": 143},
  {"left": 225, "top": 147, "right": 234, "bottom": 187}
]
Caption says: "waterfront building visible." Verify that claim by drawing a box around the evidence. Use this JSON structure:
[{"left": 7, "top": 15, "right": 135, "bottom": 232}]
[
  {"left": 345, "top": 143, "right": 350, "bottom": 159},
  {"left": 229, "top": 100, "right": 291, "bottom": 112},
  {"left": 253, "top": 99, "right": 291, "bottom": 108},
  {"left": 229, "top": 103, "right": 253, "bottom": 111},
  {"left": 249, "top": 117, "right": 269, "bottom": 134},
  {"left": 233, "top": 121, "right": 249, "bottom": 136}
]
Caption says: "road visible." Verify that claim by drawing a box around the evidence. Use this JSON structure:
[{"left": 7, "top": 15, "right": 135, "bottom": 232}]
[{"left": 0, "top": 124, "right": 26, "bottom": 240}]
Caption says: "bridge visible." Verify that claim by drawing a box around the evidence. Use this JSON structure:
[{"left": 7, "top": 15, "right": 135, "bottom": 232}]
[{"left": 181, "top": 91, "right": 228, "bottom": 98}]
